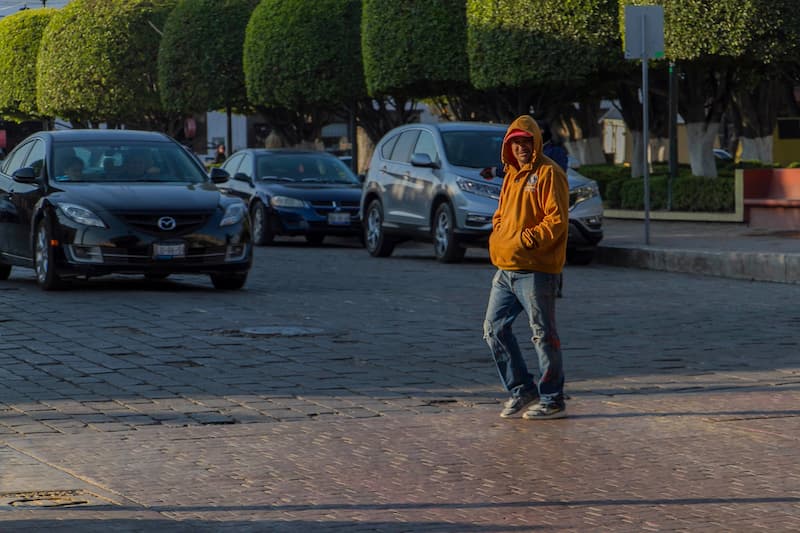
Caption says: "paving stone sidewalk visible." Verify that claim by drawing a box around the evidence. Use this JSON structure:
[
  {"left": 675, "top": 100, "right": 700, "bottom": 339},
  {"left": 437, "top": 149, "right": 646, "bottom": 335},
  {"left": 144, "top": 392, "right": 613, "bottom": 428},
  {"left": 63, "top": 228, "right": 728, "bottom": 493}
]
[{"left": 0, "top": 231, "right": 798, "bottom": 531}]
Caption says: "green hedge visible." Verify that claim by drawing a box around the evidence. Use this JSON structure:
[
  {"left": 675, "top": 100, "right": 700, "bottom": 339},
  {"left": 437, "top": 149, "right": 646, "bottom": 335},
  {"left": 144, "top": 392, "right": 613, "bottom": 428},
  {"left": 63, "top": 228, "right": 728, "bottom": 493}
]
[{"left": 580, "top": 164, "right": 736, "bottom": 212}]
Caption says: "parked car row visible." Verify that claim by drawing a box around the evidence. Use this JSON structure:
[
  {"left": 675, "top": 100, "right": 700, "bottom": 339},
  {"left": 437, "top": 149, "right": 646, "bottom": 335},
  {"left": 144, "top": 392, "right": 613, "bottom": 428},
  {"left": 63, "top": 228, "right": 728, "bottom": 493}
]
[{"left": 0, "top": 123, "right": 603, "bottom": 290}]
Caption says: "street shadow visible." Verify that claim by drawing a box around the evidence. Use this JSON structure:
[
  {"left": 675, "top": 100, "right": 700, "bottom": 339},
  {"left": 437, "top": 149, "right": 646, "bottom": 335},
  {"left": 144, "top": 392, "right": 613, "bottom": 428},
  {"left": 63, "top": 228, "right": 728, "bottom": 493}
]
[{"left": 0, "top": 518, "right": 538, "bottom": 533}]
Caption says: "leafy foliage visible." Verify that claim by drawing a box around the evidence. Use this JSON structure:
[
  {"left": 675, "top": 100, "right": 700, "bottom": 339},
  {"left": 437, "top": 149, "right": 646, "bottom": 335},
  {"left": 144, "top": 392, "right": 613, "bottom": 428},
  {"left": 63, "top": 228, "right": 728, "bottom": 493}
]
[
  {"left": 158, "top": 0, "right": 258, "bottom": 114},
  {"left": 0, "top": 9, "right": 54, "bottom": 121},
  {"left": 622, "top": 0, "right": 800, "bottom": 63},
  {"left": 467, "top": 0, "right": 620, "bottom": 91},
  {"left": 244, "top": 0, "right": 365, "bottom": 108},
  {"left": 37, "top": 0, "right": 176, "bottom": 127},
  {"left": 361, "top": 0, "right": 470, "bottom": 98}
]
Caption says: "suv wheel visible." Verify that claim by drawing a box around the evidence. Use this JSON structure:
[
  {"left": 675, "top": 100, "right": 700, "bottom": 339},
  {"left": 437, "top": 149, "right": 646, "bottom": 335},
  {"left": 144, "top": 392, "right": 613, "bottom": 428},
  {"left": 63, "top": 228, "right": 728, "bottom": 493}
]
[
  {"left": 433, "top": 203, "right": 466, "bottom": 263},
  {"left": 364, "top": 200, "right": 394, "bottom": 257}
]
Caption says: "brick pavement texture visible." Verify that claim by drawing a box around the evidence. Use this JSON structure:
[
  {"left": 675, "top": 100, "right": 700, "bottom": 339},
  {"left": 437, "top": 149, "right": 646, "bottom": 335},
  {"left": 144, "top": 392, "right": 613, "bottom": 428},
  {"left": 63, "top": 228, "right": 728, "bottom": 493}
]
[{"left": 0, "top": 239, "right": 799, "bottom": 531}]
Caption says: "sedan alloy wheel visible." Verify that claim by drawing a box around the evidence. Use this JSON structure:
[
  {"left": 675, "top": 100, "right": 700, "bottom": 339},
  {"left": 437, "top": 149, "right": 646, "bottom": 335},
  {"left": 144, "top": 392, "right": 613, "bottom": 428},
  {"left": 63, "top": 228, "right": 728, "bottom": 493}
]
[{"left": 34, "top": 220, "right": 63, "bottom": 290}]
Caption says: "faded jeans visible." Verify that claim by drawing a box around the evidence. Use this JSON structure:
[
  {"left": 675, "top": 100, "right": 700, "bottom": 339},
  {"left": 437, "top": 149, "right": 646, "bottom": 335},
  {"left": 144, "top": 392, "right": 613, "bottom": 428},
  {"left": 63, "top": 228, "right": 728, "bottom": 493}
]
[{"left": 483, "top": 269, "right": 565, "bottom": 406}]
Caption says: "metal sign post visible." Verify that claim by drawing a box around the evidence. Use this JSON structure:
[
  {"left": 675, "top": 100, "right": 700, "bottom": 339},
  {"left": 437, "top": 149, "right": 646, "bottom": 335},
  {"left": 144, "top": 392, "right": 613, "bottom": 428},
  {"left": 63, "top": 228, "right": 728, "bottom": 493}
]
[{"left": 625, "top": 5, "right": 664, "bottom": 245}]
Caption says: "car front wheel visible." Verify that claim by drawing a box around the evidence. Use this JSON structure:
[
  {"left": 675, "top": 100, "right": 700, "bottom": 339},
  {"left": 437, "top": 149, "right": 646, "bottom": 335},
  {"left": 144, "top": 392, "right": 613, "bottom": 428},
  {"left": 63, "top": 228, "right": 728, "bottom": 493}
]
[
  {"left": 364, "top": 200, "right": 394, "bottom": 257},
  {"left": 210, "top": 272, "right": 248, "bottom": 290},
  {"left": 34, "top": 220, "right": 63, "bottom": 290},
  {"left": 433, "top": 203, "right": 466, "bottom": 263},
  {"left": 251, "top": 202, "right": 275, "bottom": 245}
]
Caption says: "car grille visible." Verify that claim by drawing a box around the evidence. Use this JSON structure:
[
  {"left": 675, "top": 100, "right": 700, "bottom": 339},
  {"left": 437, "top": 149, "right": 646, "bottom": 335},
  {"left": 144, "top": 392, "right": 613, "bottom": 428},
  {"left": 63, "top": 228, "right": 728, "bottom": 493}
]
[
  {"left": 99, "top": 246, "right": 227, "bottom": 265},
  {"left": 310, "top": 200, "right": 360, "bottom": 217},
  {"left": 116, "top": 212, "right": 210, "bottom": 236}
]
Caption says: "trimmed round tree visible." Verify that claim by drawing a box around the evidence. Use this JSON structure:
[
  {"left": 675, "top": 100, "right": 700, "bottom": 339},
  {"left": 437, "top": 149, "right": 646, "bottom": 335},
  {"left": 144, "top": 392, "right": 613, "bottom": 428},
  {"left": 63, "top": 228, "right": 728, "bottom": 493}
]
[
  {"left": 467, "top": 0, "right": 621, "bottom": 163},
  {"left": 624, "top": 0, "right": 800, "bottom": 175},
  {"left": 361, "top": 0, "right": 470, "bottom": 98},
  {"left": 245, "top": 0, "right": 364, "bottom": 112},
  {"left": 37, "top": 0, "right": 176, "bottom": 128},
  {"left": 0, "top": 9, "right": 55, "bottom": 121},
  {"left": 159, "top": 0, "right": 259, "bottom": 152}
]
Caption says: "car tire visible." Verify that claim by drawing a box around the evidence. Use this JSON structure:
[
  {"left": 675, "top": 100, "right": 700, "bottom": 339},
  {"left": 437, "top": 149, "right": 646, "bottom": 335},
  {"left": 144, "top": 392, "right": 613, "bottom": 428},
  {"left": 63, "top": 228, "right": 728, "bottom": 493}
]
[
  {"left": 0, "top": 264, "right": 11, "bottom": 280},
  {"left": 210, "top": 272, "right": 248, "bottom": 290},
  {"left": 34, "top": 219, "right": 63, "bottom": 290},
  {"left": 566, "top": 248, "right": 595, "bottom": 265},
  {"left": 364, "top": 200, "right": 394, "bottom": 257},
  {"left": 250, "top": 202, "right": 275, "bottom": 245},
  {"left": 305, "top": 234, "right": 325, "bottom": 245},
  {"left": 433, "top": 203, "right": 466, "bottom": 263}
]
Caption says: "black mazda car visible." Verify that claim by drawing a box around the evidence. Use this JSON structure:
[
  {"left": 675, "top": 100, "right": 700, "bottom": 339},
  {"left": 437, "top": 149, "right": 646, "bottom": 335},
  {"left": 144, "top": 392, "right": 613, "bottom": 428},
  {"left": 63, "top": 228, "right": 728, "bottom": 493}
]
[{"left": 0, "top": 129, "right": 251, "bottom": 290}]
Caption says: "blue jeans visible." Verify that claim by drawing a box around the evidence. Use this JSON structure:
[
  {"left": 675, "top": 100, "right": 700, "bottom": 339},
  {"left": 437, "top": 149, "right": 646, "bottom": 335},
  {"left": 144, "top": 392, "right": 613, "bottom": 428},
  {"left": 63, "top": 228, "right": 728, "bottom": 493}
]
[{"left": 483, "top": 269, "right": 565, "bottom": 406}]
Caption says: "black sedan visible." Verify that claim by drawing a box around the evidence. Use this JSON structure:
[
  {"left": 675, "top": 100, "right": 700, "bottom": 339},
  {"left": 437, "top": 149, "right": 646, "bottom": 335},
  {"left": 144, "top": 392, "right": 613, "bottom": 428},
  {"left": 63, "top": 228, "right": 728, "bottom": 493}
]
[
  {"left": 0, "top": 129, "right": 252, "bottom": 290},
  {"left": 218, "top": 149, "right": 362, "bottom": 245}
]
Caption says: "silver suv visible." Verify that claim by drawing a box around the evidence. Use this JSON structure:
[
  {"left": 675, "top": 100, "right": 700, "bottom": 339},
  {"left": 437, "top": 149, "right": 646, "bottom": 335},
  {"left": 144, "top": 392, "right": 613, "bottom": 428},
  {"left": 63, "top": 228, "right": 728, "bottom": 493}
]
[{"left": 360, "top": 122, "right": 603, "bottom": 263}]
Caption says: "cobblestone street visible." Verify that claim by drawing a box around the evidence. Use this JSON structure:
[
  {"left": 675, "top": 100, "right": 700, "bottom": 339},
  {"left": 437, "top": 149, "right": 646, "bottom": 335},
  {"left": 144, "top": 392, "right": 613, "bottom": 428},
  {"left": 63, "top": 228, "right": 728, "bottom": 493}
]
[{"left": 1, "top": 239, "right": 799, "bottom": 531}]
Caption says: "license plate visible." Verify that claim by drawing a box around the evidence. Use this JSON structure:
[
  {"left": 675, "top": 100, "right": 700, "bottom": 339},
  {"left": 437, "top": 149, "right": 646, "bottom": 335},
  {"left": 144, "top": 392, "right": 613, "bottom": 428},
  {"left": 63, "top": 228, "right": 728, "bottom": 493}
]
[
  {"left": 327, "top": 212, "right": 350, "bottom": 225},
  {"left": 153, "top": 243, "right": 185, "bottom": 259}
]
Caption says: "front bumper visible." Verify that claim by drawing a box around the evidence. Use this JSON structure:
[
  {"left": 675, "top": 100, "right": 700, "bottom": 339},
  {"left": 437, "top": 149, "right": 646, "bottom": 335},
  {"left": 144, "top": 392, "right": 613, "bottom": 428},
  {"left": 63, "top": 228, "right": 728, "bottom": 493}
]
[
  {"left": 51, "top": 211, "right": 252, "bottom": 277},
  {"left": 271, "top": 205, "right": 362, "bottom": 237}
]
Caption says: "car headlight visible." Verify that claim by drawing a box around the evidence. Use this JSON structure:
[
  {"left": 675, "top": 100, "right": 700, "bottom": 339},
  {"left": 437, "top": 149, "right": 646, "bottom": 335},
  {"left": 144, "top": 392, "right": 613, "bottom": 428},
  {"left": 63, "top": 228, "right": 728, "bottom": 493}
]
[
  {"left": 220, "top": 203, "right": 246, "bottom": 227},
  {"left": 270, "top": 195, "right": 307, "bottom": 208},
  {"left": 569, "top": 181, "right": 599, "bottom": 209},
  {"left": 456, "top": 177, "right": 501, "bottom": 200},
  {"left": 58, "top": 202, "right": 106, "bottom": 228}
]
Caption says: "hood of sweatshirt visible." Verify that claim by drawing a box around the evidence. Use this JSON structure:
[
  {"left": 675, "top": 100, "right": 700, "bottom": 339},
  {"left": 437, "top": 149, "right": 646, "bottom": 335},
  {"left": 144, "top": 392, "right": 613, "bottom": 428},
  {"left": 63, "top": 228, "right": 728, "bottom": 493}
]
[{"left": 501, "top": 115, "right": 544, "bottom": 171}]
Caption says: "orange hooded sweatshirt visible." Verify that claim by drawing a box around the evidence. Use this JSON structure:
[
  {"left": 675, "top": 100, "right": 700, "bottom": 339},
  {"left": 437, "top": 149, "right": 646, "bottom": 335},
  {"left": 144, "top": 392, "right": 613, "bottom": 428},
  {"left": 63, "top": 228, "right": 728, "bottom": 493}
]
[{"left": 488, "top": 115, "right": 569, "bottom": 273}]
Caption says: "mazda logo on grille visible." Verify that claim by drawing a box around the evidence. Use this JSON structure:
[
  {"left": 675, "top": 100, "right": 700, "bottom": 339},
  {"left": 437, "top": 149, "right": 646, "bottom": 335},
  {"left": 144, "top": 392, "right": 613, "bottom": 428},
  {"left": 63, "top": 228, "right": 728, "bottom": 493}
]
[{"left": 158, "top": 216, "right": 177, "bottom": 230}]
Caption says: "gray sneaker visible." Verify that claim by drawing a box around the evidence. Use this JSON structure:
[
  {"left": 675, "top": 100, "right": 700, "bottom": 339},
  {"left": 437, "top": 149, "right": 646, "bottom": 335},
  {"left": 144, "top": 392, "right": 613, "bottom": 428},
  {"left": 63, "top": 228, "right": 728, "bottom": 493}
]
[
  {"left": 523, "top": 402, "right": 566, "bottom": 420},
  {"left": 500, "top": 392, "right": 539, "bottom": 418}
]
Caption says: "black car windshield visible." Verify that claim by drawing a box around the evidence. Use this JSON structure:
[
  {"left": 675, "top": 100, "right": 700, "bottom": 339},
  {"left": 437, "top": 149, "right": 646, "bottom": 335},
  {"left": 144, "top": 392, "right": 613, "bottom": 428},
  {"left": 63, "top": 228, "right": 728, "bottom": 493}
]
[
  {"left": 255, "top": 154, "right": 359, "bottom": 184},
  {"left": 441, "top": 131, "right": 506, "bottom": 169},
  {"left": 52, "top": 141, "right": 207, "bottom": 184}
]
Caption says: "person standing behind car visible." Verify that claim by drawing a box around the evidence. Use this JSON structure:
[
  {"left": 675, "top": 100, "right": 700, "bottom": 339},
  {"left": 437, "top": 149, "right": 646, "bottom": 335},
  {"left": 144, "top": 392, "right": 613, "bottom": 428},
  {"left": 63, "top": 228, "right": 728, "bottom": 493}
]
[
  {"left": 538, "top": 120, "right": 569, "bottom": 298},
  {"left": 483, "top": 115, "right": 569, "bottom": 420}
]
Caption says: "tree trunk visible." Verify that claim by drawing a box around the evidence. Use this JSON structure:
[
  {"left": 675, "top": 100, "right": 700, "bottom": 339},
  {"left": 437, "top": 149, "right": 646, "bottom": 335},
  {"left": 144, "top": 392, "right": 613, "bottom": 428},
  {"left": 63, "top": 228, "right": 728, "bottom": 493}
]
[
  {"left": 732, "top": 75, "right": 783, "bottom": 165},
  {"left": 677, "top": 62, "right": 731, "bottom": 177},
  {"left": 739, "top": 136, "right": 773, "bottom": 163},
  {"left": 564, "top": 137, "right": 606, "bottom": 166},
  {"left": 685, "top": 122, "right": 720, "bottom": 178},
  {"left": 649, "top": 137, "right": 669, "bottom": 163},
  {"left": 629, "top": 129, "right": 644, "bottom": 178}
]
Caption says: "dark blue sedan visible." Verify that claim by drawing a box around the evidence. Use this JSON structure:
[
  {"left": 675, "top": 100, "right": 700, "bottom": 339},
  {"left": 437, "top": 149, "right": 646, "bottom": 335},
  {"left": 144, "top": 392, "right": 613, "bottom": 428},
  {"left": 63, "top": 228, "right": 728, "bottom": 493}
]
[{"left": 218, "top": 149, "right": 362, "bottom": 245}]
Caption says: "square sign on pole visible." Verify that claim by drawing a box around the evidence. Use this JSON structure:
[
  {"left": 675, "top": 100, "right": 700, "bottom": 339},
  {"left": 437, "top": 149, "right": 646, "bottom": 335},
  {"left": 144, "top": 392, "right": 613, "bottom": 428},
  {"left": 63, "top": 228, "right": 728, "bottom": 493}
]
[
  {"left": 624, "top": 5, "right": 664, "bottom": 60},
  {"left": 624, "top": 5, "right": 664, "bottom": 245}
]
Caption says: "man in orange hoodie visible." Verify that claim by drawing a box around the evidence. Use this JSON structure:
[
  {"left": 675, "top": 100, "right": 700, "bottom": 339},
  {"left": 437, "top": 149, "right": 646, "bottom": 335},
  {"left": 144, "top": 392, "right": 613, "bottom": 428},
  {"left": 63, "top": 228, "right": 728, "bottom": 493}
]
[{"left": 483, "top": 115, "right": 569, "bottom": 420}]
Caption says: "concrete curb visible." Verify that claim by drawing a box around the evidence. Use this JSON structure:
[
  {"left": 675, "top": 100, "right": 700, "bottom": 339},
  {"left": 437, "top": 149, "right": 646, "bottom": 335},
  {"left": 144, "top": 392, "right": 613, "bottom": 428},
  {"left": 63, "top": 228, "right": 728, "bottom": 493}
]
[{"left": 596, "top": 244, "right": 800, "bottom": 284}]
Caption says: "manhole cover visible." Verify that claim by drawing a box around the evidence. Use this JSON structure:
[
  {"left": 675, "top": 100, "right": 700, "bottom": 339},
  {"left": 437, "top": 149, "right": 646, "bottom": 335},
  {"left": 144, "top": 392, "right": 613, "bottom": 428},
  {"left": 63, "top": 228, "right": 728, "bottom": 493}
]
[
  {"left": 3, "top": 490, "right": 105, "bottom": 508},
  {"left": 240, "top": 326, "right": 325, "bottom": 337}
]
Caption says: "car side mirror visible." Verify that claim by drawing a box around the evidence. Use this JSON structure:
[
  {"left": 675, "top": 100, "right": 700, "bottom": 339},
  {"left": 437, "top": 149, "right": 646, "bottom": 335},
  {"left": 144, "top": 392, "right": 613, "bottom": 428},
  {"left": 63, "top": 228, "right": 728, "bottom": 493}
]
[
  {"left": 209, "top": 167, "right": 230, "bottom": 184},
  {"left": 233, "top": 172, "right": 254, "bottom": 187},
  {"left": 410, "top": 153, "right": 439, "bottom": 168},
  {"left": 12, "top": 167, "right": 38, "bottom": 183}
]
